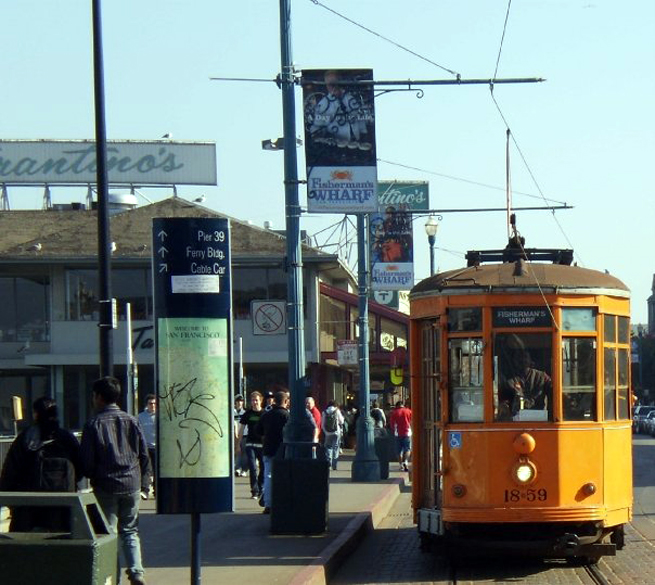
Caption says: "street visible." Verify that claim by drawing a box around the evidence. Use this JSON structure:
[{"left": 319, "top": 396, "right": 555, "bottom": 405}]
[{"left": 331, "top": 434, "right": 655, "bottom": 585}]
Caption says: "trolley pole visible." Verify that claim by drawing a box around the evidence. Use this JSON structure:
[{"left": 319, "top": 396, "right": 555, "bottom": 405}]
[{"left": 352, "top": 213, "right": 381, "bottom": 481}]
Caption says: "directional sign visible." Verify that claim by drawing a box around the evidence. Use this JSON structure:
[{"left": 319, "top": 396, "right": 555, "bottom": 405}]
[{"left": 152, "top": 217, "right": 233, "bottom": 515}]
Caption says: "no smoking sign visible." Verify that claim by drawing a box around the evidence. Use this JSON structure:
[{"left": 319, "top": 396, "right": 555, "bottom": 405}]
[{"left": 251, "top": 300, "right": 286, "bottom": 335}]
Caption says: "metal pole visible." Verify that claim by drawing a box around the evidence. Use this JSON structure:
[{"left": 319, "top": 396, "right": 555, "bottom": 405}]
[
  {"left": 428, "top": 235, "right": 436, "bottom": 276},
  {"left": 191, "top": 512, "right": 201, "bottom": 585},
  {"left": 126, "top": 302, "right": 134, "bottom": 415},
  {"left": 91, "top": 0, "right": 113, "bottom": 377},
  {"left": 352, "top": 214, "right": 380, "bottom": 482},
  {"left": 278, "top": 0, "right": 313, "bottom": 452}
]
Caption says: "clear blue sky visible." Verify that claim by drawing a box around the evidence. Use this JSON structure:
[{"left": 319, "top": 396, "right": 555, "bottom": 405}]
[{"left": 2, "top": 1, "right": 653, "bottom": 322}]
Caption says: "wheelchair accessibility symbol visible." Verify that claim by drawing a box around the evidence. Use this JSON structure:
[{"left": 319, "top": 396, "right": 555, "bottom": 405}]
[{"left": 449, "top": 432, "right": 462, "bottom": 450}]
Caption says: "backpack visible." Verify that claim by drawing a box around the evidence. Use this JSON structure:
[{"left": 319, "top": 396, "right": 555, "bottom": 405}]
[
  {"left": 324, "top": 410, "right": 339, "bottom": 433},
  {"left": 33, "top": 439, "right": 76, "bottom": 492}
]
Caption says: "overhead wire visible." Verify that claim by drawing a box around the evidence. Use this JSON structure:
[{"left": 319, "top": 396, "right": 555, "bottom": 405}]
[
  {"left": 308, "top": 0, "right": 460, "bottom": 78},
  {"left": 489, "top": 0, "right": 583, "bottom": 265},
  {"left": 377, "top": 158, "right": 567, "bottom": 205}
]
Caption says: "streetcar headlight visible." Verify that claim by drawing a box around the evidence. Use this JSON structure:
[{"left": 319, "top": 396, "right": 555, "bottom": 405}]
[{"left": 512, "top": 457, "right": 537, "bottom": 485}]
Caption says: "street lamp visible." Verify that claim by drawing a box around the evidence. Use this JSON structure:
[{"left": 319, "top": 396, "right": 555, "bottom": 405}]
[{"left": 424, "top": 216, "right": 440, "bottom": 276}]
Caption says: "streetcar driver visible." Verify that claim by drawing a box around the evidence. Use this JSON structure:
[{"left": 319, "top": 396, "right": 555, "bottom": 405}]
[{"left": 497, "top": 334, "right": 552, "bottom": 420}]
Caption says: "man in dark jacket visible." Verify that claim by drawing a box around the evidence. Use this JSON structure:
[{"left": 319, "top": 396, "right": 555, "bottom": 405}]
[
  {"left": 256, "top": 389, "right": 289, "bottom": 514},
  {"left": 80, "top": 377, "right": 150, "bottom": 585}
]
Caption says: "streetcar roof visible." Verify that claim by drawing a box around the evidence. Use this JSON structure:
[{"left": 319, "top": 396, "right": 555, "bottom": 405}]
[{"left": 410, "top": 261, "right": 630, "bottom": 299}]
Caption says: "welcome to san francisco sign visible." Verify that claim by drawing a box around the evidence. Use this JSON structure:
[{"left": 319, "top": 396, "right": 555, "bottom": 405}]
[{"left": 0, "top": 140, "right": 217, "bottom": 185}]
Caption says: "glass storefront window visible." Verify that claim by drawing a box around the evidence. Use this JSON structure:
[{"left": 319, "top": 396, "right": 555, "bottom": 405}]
[
  {"left": 379, "top": 317, "right": 407, "bottom": 352},
  {"left": 350, "top": 308, "right": 376, "bottom": 350},
  {"left": 0, "top": 275, "right": 50, "bottom": 342},
  {"left": 320, "top": 295, "right": 347, "bottom": 352},
  {"left": 562, "top": 338, "right": 596, "bottom": 421},
  {"left": 67, "top": 268, "right": 152, "bottom": 321},
  {"left": 449, "top": 338, "right": 483, "bottom": 422},
  {"left": 494, "top": 333, "right": 552, "bottom": 422}
]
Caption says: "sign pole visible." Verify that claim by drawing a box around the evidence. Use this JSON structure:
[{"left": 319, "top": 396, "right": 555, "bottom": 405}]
[
  {"left": 278, "top": 0, "right": 314, "bottom": 451},
  {"left": 191, "top": 513, "right": 201, "bottom": 585},
  {"left": 352, "top": 213, "right": 381, "bottom": 481}
]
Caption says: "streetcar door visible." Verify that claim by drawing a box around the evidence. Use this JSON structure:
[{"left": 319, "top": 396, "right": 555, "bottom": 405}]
[{"left": 420, "top": 319, "right": 442, "bottom": 508}]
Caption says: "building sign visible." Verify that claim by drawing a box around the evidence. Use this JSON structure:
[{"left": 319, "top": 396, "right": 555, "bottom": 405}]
[
  {"left": 370, "top": 205, "right": 414, "bottom": 291},
  {"left": 493, "top": 307, "right": 551, "bottom": 328},
  {"left": 0, "top": 140, "right": 217, "bottom": 185},
  {"left": 153, "top": 217, "right": 232, "bottom": 514},
  {"left": 302, "top": 69, "right": 378, "bottom": 213},
  {"left": 337, "top": 339, "right": 359, "bottom": 367},
  {"left": 252, "top": 300, "right": 286, "bottom": 335},
  {"left": 378, "top": 181, "right": 429, "bottom": 211}
]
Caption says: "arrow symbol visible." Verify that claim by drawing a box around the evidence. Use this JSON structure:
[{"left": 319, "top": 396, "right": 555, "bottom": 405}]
[
  {"left": 159, "top": 263, "right": 168, "bottom": 273},
  {"left": 157, "top": 229, "right": 168, "bottom": 241},
  {"left": 158, "top": 246, "right": 169, "bottom": 258}
]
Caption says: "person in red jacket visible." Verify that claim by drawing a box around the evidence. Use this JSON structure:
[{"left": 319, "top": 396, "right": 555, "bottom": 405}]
[{"left": 389, "top": 400, "right": 412, "bottom": 472}]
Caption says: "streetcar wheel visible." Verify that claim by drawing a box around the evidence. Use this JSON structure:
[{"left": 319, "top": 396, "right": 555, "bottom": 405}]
[{"left": 567, "top": 555, "right": 600, "bottom": 566}]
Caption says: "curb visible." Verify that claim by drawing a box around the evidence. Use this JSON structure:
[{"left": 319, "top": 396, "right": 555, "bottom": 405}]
[{"left": 288, "top": 477, "right": 405, "bottom": 585}]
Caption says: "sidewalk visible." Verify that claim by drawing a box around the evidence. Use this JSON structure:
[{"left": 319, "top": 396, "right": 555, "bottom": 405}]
[{"left": 139, "top": 454, "right": 407, "bottom": 585}]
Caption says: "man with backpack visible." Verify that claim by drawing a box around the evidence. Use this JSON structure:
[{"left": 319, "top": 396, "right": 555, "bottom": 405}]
[
  {"left": 81, "top": 376, "right": 150, "bottom": 585},
  {"left": 0, "top": 396, "right": 80, "bottom": 532},
  {"left": 321, "top": 401, "right": 345, "bottom": 471}
]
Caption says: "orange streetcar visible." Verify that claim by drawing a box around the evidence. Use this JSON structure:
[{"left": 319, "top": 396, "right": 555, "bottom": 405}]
[{"left": 409, "top": 235, "right": 631, "bottom": 563}]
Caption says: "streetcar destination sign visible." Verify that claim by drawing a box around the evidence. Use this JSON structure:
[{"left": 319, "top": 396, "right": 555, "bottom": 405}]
[{"left": 493, "top": 307, "right": 551, "bottom": 327}]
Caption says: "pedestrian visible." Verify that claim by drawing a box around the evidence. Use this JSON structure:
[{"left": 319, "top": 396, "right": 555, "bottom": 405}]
[
  {"left": 370, "top": 399, "right": 386, "bottom": 432},
  {"left": 80, "top": 376, "right": 150, "bottom": 585},
  {"left": 234, "top": 394, "right": 247, "bottom": 477},
  {"left": 263, "top": 390, "right": 275, "bottom": 412},
  {"left": 239, "top": 391, "right": 265, "bottom": 499},
  {"left": 137, "top": 394, "right": 157, "bottom": 498},
  {"left": 389, "top": 399, "right": 412, "bottom": 472},
  {"left": 321, "top": 401, "right": 345, "bottom": 470},
  {"left": 305, "top": 395, "right": 322, "bottom": 443},
  {"left": 0, "top": 396, "right": 81, "bottom": 532},
  {"left": 256, "top": 389, "right": 290, "bottom": 514}
]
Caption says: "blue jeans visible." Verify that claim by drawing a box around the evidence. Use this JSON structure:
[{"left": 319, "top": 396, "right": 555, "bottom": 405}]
[
  {"left": 263, "top": 455, "right": 275, "bottom": 509},
  {"left": 324, "top": 433, "right": 340, "bottom": 470},
  {"left": 94, "top": 488, "right": 144, "bottom": 581},
  {"left": 245, "top": 445, "right": 264, "bottom": 495}
]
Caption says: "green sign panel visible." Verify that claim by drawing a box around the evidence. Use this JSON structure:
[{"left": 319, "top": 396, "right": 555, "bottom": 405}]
[{"left": 377, "top": 180, "right": 429, "bottom": 211}]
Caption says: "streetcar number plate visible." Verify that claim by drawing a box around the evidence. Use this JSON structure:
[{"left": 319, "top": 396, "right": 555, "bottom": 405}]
[{"left": 504, "top": 488, "right": 548, "bottom": 502}]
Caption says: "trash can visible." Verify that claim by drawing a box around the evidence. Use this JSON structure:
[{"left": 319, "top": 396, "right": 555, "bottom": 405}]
[
  {"left": 0, "top": 492, "right": 118, "bottom": 585},
  {"left": 374, "top": 430, "right": 396, "bottom": 480},
  {"left": 271, "top": 442, "right": 330, "bottom": 535}
]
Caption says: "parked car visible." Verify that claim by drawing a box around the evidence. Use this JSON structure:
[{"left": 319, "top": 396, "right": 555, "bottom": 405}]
[
  {"left": 633, "top": 405, "right": 655, "bottom": 434},
  {"left": 644, "top": 411, "right": 655, "bottom": 436}
]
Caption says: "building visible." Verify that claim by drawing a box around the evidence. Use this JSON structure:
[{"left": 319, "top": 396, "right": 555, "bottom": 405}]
[{"left": 0, "top": 197, "right": 408, "bottom": 433}]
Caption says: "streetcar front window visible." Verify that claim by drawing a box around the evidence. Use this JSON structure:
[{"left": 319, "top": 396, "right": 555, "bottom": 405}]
[
  {"left": 494, "top": 333, "right": 552, "bottom": 422},
  {"left": 448, "top": 338, "right": 484, "bottom": 422},
  {"left": 562, "top": 338, "right": 597, "bottom": 421}
]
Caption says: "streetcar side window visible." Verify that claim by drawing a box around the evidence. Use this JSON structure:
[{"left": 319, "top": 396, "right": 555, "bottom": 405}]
[
  {"left": 562, "top": 338, "right": 597, "bottom": 421},
  {"left": 604, "top": 348, "right": 617, "bottom": 420},
  {"left": 448, "top": 338, "right": 483, "bottom": 422},
  {"left": 493, "top": 333, "right": 552, "bottom": 422}
]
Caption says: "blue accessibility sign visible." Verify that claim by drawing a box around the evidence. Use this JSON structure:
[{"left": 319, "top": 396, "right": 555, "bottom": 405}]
[{"left": 449, "top": 431, "right": 462, "bottom": 450}]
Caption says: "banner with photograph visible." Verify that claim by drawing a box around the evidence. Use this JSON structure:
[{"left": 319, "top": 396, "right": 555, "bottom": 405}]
[
  {"left": 370, "top": 203, "right": 414, "bottom": 291},
  {"left": 303, "top": 69, "right": 378, "bottom": 213}
]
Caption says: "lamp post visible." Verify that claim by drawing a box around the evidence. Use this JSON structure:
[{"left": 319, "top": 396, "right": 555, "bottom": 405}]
[{"left": 424, "top": 216, "right": 440, "bottom": 276}]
